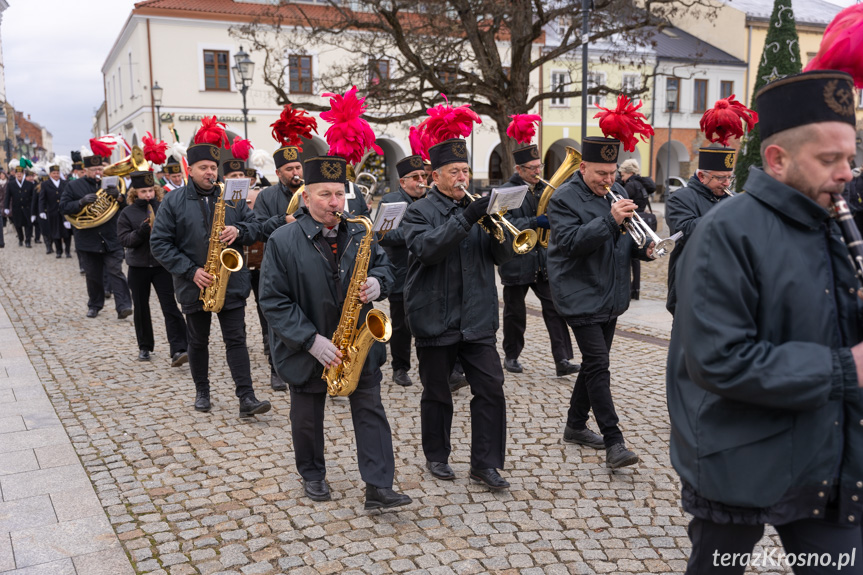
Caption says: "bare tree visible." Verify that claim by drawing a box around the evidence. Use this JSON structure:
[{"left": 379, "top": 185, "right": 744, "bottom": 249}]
[{"left": 232, "top": 0, "right": 714, "bottom": 175}]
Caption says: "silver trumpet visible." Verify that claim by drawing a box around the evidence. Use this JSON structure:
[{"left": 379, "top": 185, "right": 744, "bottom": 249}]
[
  {"left": 606, "top": 186, "right": 680, "bottom": 258},
  {"left": 724, "top": 186, "right": 736, "bottom": 197}
]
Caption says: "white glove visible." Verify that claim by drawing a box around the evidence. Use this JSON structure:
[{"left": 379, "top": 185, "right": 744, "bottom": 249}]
[
  {"left": 30, "top": 215, "right": 35, "bottom": 222},
  {"left": 3, "top": 209, "right": 8, "bottom": 216},
  {"left": 39, "top": 212, "right": 47, "bottom": 220},
  {"left": 360, "top": 276, "right": 381, "bottom": 303},
  {"left": 309, "top": 334, "right": 341, "bottom": 367},
  {"left": 63, "top": 221, "right": 72, "bottom": 229}
]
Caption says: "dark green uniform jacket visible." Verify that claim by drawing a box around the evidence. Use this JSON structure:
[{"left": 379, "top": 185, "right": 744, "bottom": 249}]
[
  {"left": 377, "top": 187, "right": 421, "bottom": 297},
  {"left": 664, "top": 175, "right": 728, "bottom": 315},
  {"left": 150, "top": 182, "right": 261, "bottom": 314},
  {"left": 254, "top": 182, "right": 295, "bottom": 241},
  {"left": 668, "top": 167, "right": 863, "bottom": 525},
  {"left": 59, "top": 177, "right": 125, "bottom": 253},
  {"left": 258, "top": 208, "right": 394, "bottom": 394},
  {"left": 402, "top": 187, "right": 514, "bottom": 346},
  {"left": 497, "top": 173, "right": 547, "bottom": 286},
  {"left": 547, "top": 172, "right": 651, "bottom": 325}
]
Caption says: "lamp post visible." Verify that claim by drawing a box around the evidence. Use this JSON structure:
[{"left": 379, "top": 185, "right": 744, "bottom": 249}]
[
  {"left": 231, "top": 46, "right": 255, "bottom": 139},
  {"left": 0, "top": 107, "right": 9, "bottom": 167},
  {"left": 665, "top": 83, "right": 679, "bottom": 194},
  {"left": 152, "top": 82, "right": 164, "bottom": 141}
]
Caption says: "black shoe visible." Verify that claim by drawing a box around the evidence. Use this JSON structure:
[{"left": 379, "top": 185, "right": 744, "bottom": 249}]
[
  {"left": 55, "top": 252, "right": 62, "bottom": 259},
  {"left": 364, "top": 485, "right": 412, "bottom": 510},
  {"left": 555, "top": 360, "right": 581, "bottom": 377},
  {"left": 65, "top": 252, "right": 72, "bottom": 258},
  {"left": 137, "top": 349, "right": 151, "bottom": 361},
  {"left": 630, "top": 290, "right": 640, "bottom": 301},
  {"left": 393, "top": 369, "right": 413, "bottom": 387},
  {"left": 105, "top": 292, "right": 112, "bottom": 299},
  {"left": 45, "top": 248, "right": 53, "bottom": 254},
  {"left": 86, "top": 308, "right": 99, "bottom": 318},
  {"left": 239, "top": 395, "right": 271, "bottom": 417},
  {"left": 24, "top": 242, "right": 31, "bottom": 248},
  {"left": 79, "top": 268, "right": 85, "bottom": 275},
  {"left": 303, "top": 479, "right": 331, "bottom": 502},
  {"left": 469, "top": 467, "right": 510, "bottom": 491},
  {"left": 426, "top": 460, "right": 455, "bottom": 480},
  {"left": 194, "top": 389, "right": 211, "bottom": 413},
  {"left": 504, "top": 358, "right": 523, "bottom": 373},
  {"left": 34, "top": 238, "right": 41, "bottom": 244},
  {"left": 18, "top": 240, "right": 22, "bottom": 247},
  {"left": 170, "top": 351, "right": 189, "bottom": 368},
  {"left": 117, "top": 308, "right": 132, "bottom": 319},
  {"left": 606, "top": 443, "right": 639, "bottom": 469},
  {"left": 563, "top": 425, "right": 605, "bottom": 449},
  {"left": 448, "top": 370, "right": 468, "bottom": 393},
  {"left": 270, "top": 372, "right": 287, "bottom": 391}
]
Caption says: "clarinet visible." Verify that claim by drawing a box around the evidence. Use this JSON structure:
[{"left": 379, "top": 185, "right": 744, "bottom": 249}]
[{"left": 830, "top": 193, "right": 863, "bottom": 282}]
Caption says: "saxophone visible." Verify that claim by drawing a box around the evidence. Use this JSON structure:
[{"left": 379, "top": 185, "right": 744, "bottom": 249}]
[
  {"left": 322, "top": 212, "right": 392, "bottom": 397},
  {"left": 200, "top": 182, "right": 244, "bottom": 313}
]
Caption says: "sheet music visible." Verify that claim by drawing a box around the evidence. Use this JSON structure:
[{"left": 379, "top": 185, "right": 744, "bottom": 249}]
[
  {"left": 487, "top": 185, "right": 528, "bottom": 214},
  {"left": 101, "top": 176, "right": 119, "bottom": 189},
  {"left": 373, "top": 201, "right": 407, "bottom": 233},
  {"left": 225, "top": 178, "right": 250, "bottom": 203}
]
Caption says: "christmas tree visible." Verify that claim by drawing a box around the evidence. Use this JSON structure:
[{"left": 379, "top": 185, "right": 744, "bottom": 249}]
[{"left": 734, "top": 0, "right": 802, "bottom": 192}]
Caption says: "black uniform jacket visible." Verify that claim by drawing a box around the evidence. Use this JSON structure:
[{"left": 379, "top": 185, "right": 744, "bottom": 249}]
[
  {"left": 59, "top": 177, "right": 125, "bottom": 253},
  {"left": 117, "top": 199, "right": 163, "bottom": 268},
  {"left": 150, "top": 182, "right": 261, "bottom": 314},
  {"left": 668, "top": 167, "right": 863, "bottom": 526},
  {"left": 377, "top": 187, "right": 421, "bottom": 297},
  {"left": 546, "top": 172, "right": 651, "bottom": 326},
  {"left": 4, "top": 176, "right": 36, "bottom": 228},
  {"left": 258, "top": 208, "right": 394, "bottom": 393},
  {"left": 497, "top": 173, "right": 547, "bottom": 286},
  {"left": 664, "top": 175, "right": 729, "bottom": 315},
  {"left": 38, "top": 178, "right": 69, "bottom": 240},
  {"left": 402, "top": 187, "right": 514, "bottom": 346}
]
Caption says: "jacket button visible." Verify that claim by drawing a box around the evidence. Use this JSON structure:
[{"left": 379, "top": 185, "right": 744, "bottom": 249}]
[
  {"left": 850, "top": 515, "right": 856, "bottom": 522},
  {"left": 853, "top": 495, "right": 859, "bottom": 502},
  {"left": 835, "top": 421, "right": 840, "bottom": 426},
  {"left": 858, "top": 481, "right": 863, "bottom": 488},
  {"left": 819, "top": 491, "right": 825, "bottom": 498},
  {"left": 825, "top": 289, "right": 830, "bottom": 294},
  {"left": 814, "top": 509, "right": 820, "bottom": 515},
  {"left": 851, "top": 288, "right": 857, "bottom": 294}
]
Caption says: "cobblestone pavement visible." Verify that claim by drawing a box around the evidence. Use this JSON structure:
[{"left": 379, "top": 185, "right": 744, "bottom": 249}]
[{"left": 0, "top": 223, "right": 790, "bottom": 575}]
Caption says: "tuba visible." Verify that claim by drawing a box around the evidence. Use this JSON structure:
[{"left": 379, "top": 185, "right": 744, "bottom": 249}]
[
  {"left": 66, "top": 146, "right": 149, "bottom": 229},
  {"left": 322, "top": 212, "right": 392, "bottom": 397},
  {"left": 200, "top": 181, "right": 244, "bottom": 313},
  {"left": 536, "top": 146, "right": 581, "bottom": 248}
]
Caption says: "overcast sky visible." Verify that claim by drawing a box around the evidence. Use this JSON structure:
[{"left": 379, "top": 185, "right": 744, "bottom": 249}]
[{"left": 2, "top": 0, "right": 858, "bottom": 159}]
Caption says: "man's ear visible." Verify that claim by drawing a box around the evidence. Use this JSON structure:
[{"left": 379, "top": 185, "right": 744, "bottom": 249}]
[{"left": 762, "top": 144, "right": 789, "bottom": 179}]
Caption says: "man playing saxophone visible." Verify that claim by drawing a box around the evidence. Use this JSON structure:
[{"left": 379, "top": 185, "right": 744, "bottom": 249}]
[
  {"left": 258, "top": 156, "right": 411, "bottom": 510},
  {"left": 150, "top": 119, "right": 270, "bottom": 418}
]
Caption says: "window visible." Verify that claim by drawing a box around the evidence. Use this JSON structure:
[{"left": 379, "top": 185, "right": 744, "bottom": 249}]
[
  {"left": 112, "top": 74, "right": 118, "bottom": 112},
  {"left": 622, "top": 74, "right": 640, "bottom": 96},
  {"left": 368, "top": 59, "right": 390, "bottom": 95},
  {"left": 118, "top": 68, "right": 123, "bottom": 104},
  {"left": 587, "top": 72, "right": 605, "bottom": 107},
  {"left": 666, "top": 77, "right": 680, "bottom": 112},
  {"left": 289, "top": 55, "right": 313, "bottom": 94},
  {"left": 203, "top": 50, "right": 230, "bottom": 91},
  {"left": 128, "top": 53, "right": 134, "bottom": 98},
  {"left": 693, "top": 79, "right": 708, "bottom": 113},
  {"left": 720, "top": 80, "right": 734, "bottom": 100},
  {"left": 550, "top": 71, "right": 568, "bottom": 106}
]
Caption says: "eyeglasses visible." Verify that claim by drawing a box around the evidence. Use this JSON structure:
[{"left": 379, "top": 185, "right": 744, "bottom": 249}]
[
  {"left": 404, "top": 174, "right": 425, "bottom": 182},
  {"left": 708, "top": 174, "right": 735, "bottom": 184},
  {"left": 520, "top": 163, "right": 544, "bottom": 172}
]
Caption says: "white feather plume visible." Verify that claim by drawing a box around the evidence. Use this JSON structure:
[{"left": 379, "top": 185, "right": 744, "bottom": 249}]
[
  {"left": 55, "top": 155, "right": 73, "bottom": 175},
  {"left": 80, "top": 145, "right": 92, "bottom": 157},
  {"left": 166, "top": 141, "right": 187, "bottom": 162},
  {"left": 7, "top": 158, "right": 18, "bottom": 171},
  {"left": 34, "top": 160, "right": 48, "bottom": 176},
  {"left": 250, "top": 148, "right": 274, "bottom": 174}
]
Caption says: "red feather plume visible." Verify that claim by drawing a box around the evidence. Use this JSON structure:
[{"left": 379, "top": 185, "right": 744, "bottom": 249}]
[
  {"left": 231, "top": 137, "right": 253, "bottom": 162},
  {"left": 593, "top": 95, "right": 654, "bottom": 153},
  {"left": 194, "top": 116, "right": 229, "bottom": 148},
  {"left": 270, "top": 104, "right": 318, "bottom": 150},
  {"left": 88, "top": 138, "right": 115, "bottom": 158},
  {"left": 804, "top": 4, "right": 863, "bottom": 87},
  {"left": 320, "top": 86, "right": 383, "bottom": 164},
  {"left": 409, "top": 126, "right": 429, "bottom": 160},
  {"left": 699, "top": 95, "right": 758, "bottom": 146},
  {"left": 506, "top": 114, "right": 542, "bottom": 145},
  {"left": 142, "top": 132, "right": 168, "bottom": 165},
  {"left": 418, "top": 94, "right": 482, "bottom": 147}
]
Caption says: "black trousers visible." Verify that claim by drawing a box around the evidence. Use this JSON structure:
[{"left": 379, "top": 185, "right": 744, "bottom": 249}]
[
  {"left": 249, "top": 270, "right": 273, "bottom": 371},
  {"left": 417, "top": 341, "right": 507, "bottom": 469},
  {"left": 127, "top": 266, "right": 187, "bottom": 354},
  {"left": 502, "top": 281, "right": 573, "bottom": 363},
  {"left": 53, "top": 237, "right": 71, "bottom": 255},
  {"left": 631, "top": 259, "right": 641, "bottom": 292},
  {"left": 185, "top": 306, "right": 254, "bottom": 399},
  {"left": 289, "top": 380, "right": 394, "bottom": 487},
  {"left": 686, "top": 516, "right": 863, "bottom": 575},
  {"left": 388, "top": 295, "right": 412, "bottom": 372},
  {"left": 79, "top": 250, "right": 132, "bottom": 312},
  {"left": 13, "top": 221, "right": 31, "bottom": 244},
  {"left": 567, "top": 319, "right": 624, "bottom": 447},
  {"left": 33, "top": 218, "right": 40, "bottom": 242}
]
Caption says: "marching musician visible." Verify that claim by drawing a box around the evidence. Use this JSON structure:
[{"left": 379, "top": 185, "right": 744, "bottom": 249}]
[
  {"left": 37, "top": 164, "right": 72, "bottom": 258},
  {"left": 116, "top": 171, "right": 188, "bottom": 366},
  {"left": 59, "top": 151, "right": 133, "bottom": 319},
  {"left": 499, "top": 134, "right": 578, "bottom": 378},
  {"left": 668, "top": 69, "right": 863, "bottom": 570},
  {"left": 403, "top": 138, "right": 515, "bottom": 490},
  {"left": 27, "top": 170, "right": 43, "bottom": 246},
  {"left": 162, "top": 157, "right": 185, "bottom": 192},
  {"left": 547, "top": 135, "right": 654, "bottom": 468},
  {"left": 255, "top": 145, "right": 304, "bottom": 239},
  {"left": 4, "top": 163, "right": 36, "bottom": 248},
  {"left": 377, "top": 155, "right": 427, "bottom": 387},
  {"left": 150, "top": 123, "right": 271, "bottom": 418},
  {"left": 258, "top": 156, "right": 411, "bottom": 509},
  {"left": 0, "top": 169, "right": 6, "bottom": 247}
]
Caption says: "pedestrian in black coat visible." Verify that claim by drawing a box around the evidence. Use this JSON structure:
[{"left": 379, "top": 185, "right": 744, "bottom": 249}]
[
  {"left": 0, "top": 171, "right": 6, "bottom": 247},
  {"left": 37, "top": 166, "right": 72, "bottom": 257},
  {"left": 4, "top": 168, "right": 36, "bottom": 247},
  {"left": 116, "top": 171, "right": 188, "bottom": 366},
  {"left": 28, "top": 172, "right": 42, "bottom": 244}
]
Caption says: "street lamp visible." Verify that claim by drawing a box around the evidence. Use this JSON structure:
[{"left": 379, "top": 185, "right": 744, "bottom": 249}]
[
  {"left": 231, "top": 46, "right": 255, "bottom": 139},
  {"left": 665, "top": 83, "right": 679, "bottom": 194},
  {"left": 152, "top": 82, "right": 164, "bottom": 140}
]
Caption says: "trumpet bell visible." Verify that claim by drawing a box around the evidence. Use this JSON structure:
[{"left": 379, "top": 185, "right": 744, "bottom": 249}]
[{"left": 654, "top": 238, "right": 676, "bottom": 258}]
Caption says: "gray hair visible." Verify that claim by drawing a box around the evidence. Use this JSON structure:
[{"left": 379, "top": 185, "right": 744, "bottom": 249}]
[{"left": 619, "top": 159, "right": 640, "bottom": 175}]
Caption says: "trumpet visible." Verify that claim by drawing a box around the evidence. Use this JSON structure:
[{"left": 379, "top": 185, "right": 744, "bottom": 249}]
[
  {"left": 724, "top": 187, "right": 736, "bottom": 197},
  {"left": 605, "top": 186, "right": 679, "bottom": 258},
  {"left": 457, "top": 184, "right": 537, "bottom": 254}
]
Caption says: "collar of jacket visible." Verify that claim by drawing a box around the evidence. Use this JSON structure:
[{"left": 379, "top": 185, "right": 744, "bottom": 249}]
[
  {"left": 184, "top": 181, "right": 219, "bottom": 199},
  {"left": 508, "top": 173, "right": 544, "bottom": 195},
  {"left": 296, "top": 207, "right": 359, "bottom": 240},
  {"left": 686, "top": 175, "right": 725, "bottom": 204},
  {"left": 427, "top": 187, "right": 461, "bottom": 216},
  {"left": 745, "top": 167, "right": 830, "bottom": 230},
  {"left": 396, "top": 187, "right": 421, "bottom": 203}
]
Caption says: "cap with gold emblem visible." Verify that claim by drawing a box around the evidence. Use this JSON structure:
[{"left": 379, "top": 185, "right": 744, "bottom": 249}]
[
  {"left": 163, "top": 156, "right": 182, "bottom": 174},
  {"left": 274, "top": 146, "right": 300, "bottom": 169},
  {"left": 513, "top": 145, "right": 541, "bottom": 166},
  {"left": 304, "top": 156, "right": 346, "bottom": 185},
  {"left": 72, "top": 161, "right": 84, "bottom": 171},
  {"left": 221, "top": 158, "right": 246, "bottom": 177},
  {"left": 698, "top": 147, "right": 736, "bottom": 171},
  {"left": 244, "top": 168, "right": 257, "bottom": 180},
  {"left": 82, "top": 155, "right": 103, "bottom": 168},
  {"left": 428, "top": 139, "right": 469, "bottom": 171},
  {"left": 397, "top": 155, "right": 425, "bottom": 178},
  {"left": 130, "top": 171, "right": 156, "bottom": 189},
  {"left": 581, "top": 137, "right": 620, "bottom": 164},
  {"left": 49, "top": 165, "right": 60, "bottom": 173}
]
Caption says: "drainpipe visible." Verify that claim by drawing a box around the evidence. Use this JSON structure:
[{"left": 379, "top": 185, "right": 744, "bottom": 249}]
[
  {"left": 649, "top": 60, "right": 658, "bottom": 180},
  {"left": 147, "top": 19, "right": 156, "bottom": 137}
]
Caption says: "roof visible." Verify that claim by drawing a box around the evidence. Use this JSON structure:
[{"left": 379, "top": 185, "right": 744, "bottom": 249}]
[
  {"left": 719, "top": 0, "right": 842, "bottom": 26},
  {"left": 14, "top": 113, "right": 45, "bottom": 149},
  {"left": 652, "top": 26, "right": 747, "bottom": 66}
]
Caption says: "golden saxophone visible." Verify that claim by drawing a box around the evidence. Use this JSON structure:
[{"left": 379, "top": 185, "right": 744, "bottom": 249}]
[
  {"left": 200, "top": 181, "right": 244, "bottom": 313},
  {"left": 322, "top": 212, "right": 392, "bottom": 397}
]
